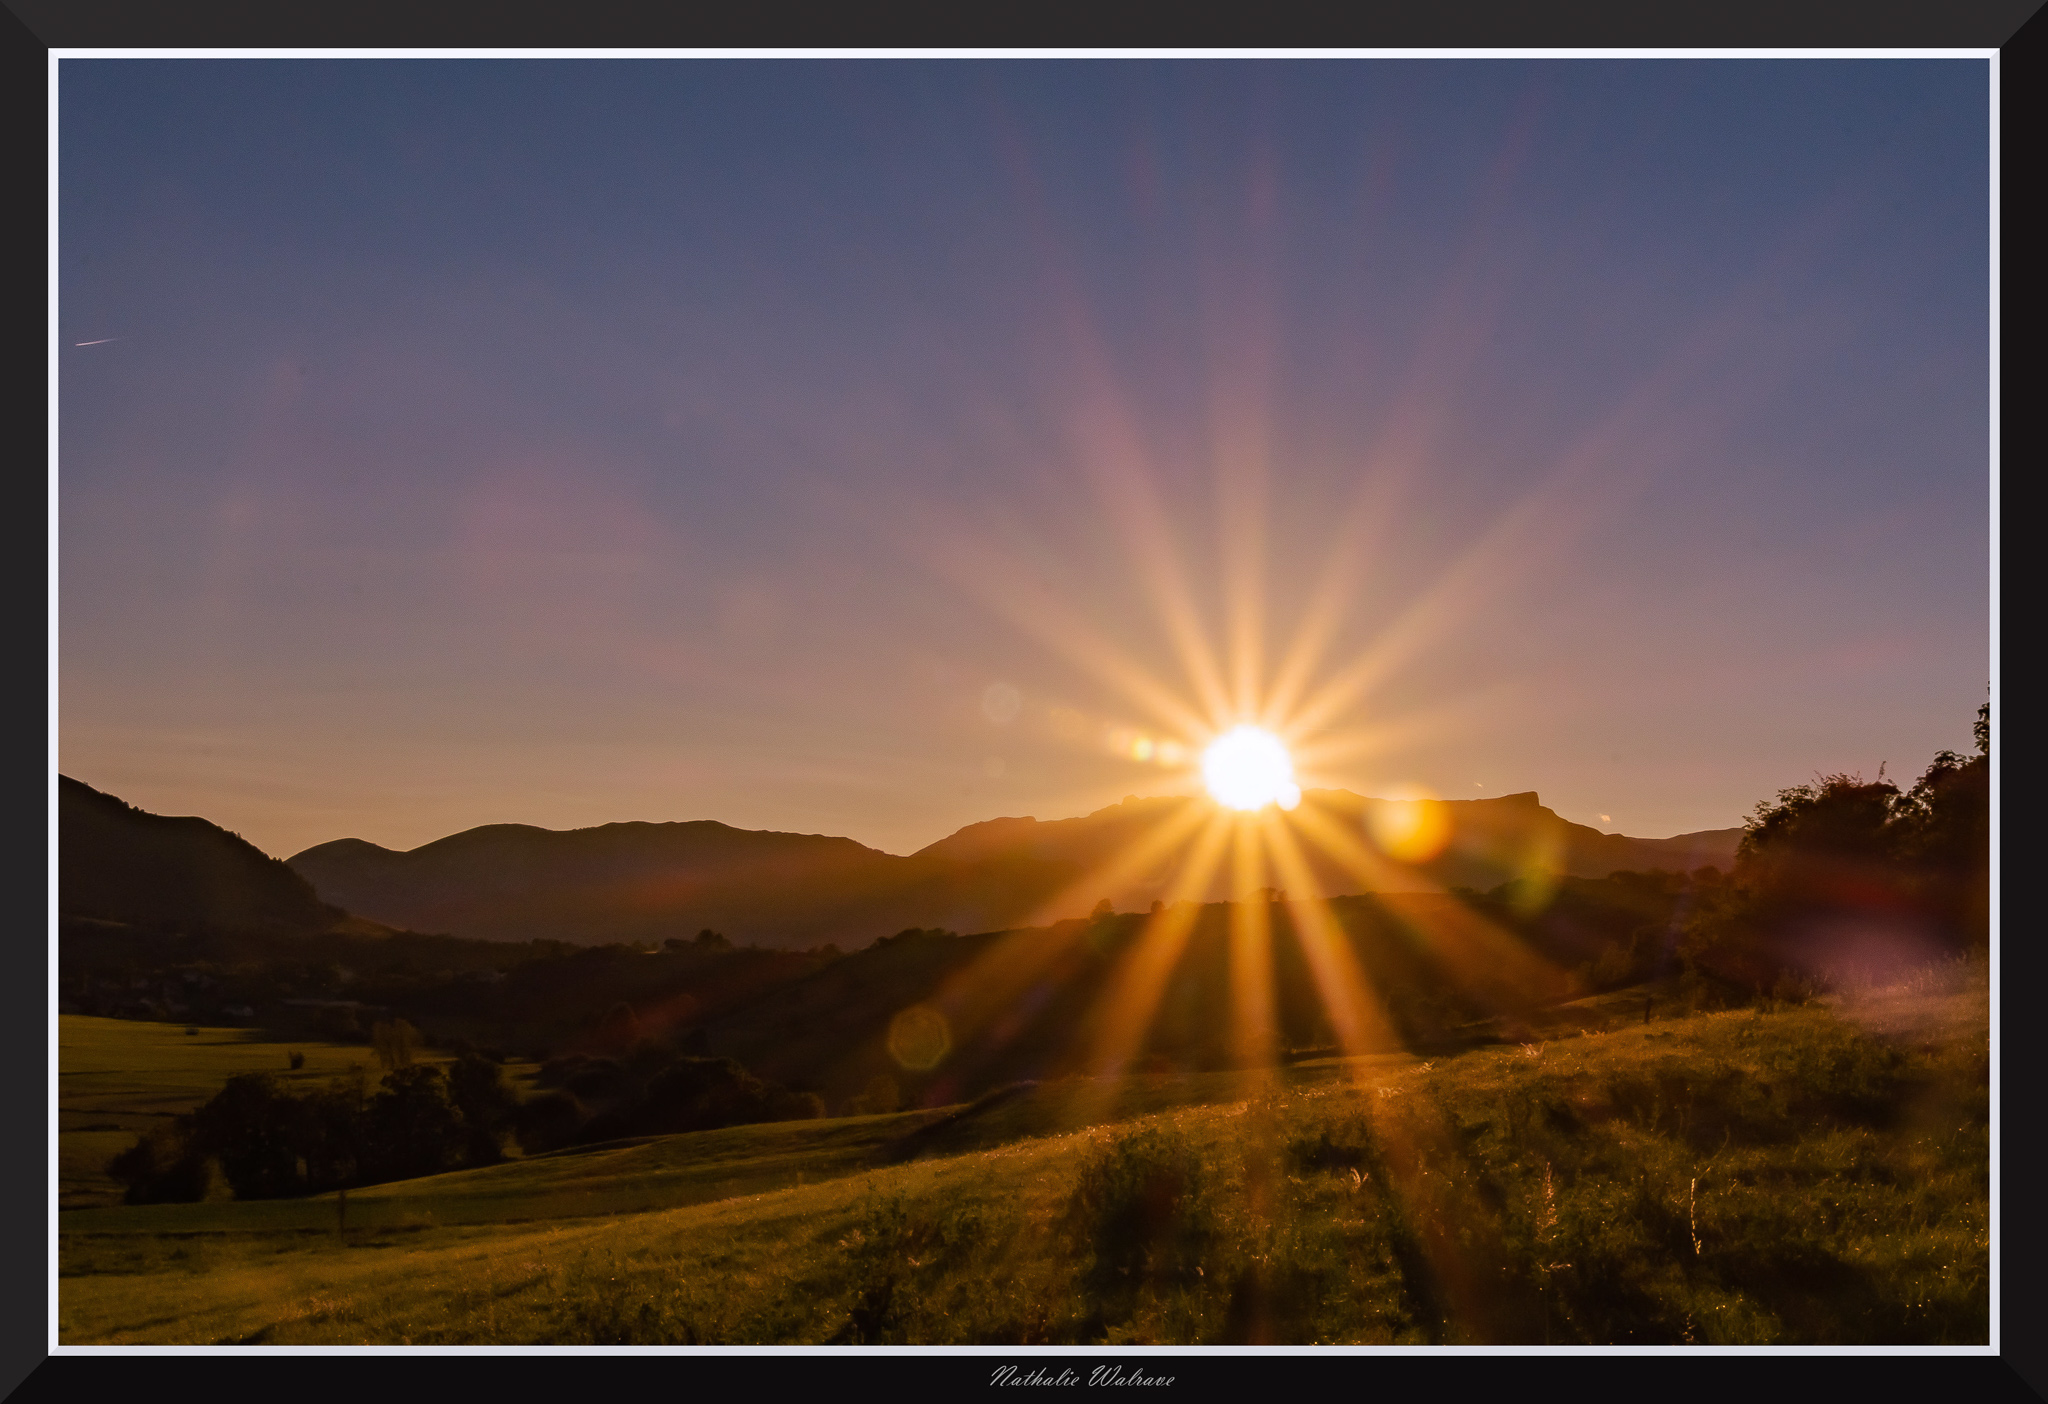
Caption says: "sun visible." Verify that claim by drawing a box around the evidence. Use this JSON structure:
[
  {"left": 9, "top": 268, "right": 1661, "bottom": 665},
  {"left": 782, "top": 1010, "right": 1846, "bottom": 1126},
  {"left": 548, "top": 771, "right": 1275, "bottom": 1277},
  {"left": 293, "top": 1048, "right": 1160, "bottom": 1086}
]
[{"left": 1201, "top": 725, "right": 1301, "bottom": 811}]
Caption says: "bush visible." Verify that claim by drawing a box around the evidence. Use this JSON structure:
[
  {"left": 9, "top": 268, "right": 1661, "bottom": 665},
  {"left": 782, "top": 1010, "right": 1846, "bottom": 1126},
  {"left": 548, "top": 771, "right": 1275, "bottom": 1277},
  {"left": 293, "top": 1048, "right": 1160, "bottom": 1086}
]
[
  {"left": 1063, "top": 1127, "right": 1217, "bottom": 1297},
  {"left": 448, "top": 1052, "right": 516, "bottom": 1163},
  {"left": 848, "top": 1075, "right": 900, "bottom": 1116},
  {"left": 563, "top": 1059, "right": 631, "bottom": 1104},
  {"left": 769, "top": 1089, "right": 827, "bottom": 1121},
  {"left": 108, "top": 1119, "right": 213, "bottom": 1204},
  {"left": 513, "top": 1090, "right": 587, "bottom": 1154},
  {"left": 371, "top": 1018, "right": 422, "bottom": 1072},
  {"left": 632, "top": 1056, "right": 770, "bottom": 1136},
  {"left": 829, "top": 1191, "right": 991, "bottom": 1345},
  {"left": 1287, "top": 1111, "right": 1383, "bottom": 1175}
]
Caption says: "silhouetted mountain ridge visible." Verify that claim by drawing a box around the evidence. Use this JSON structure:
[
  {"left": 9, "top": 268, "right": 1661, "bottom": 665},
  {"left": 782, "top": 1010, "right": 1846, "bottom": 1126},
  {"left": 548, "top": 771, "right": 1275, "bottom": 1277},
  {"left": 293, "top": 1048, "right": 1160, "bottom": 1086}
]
[
  {"left": 60, "top": 775, "right": 347, "bottom": 936},
  {"left": 285, "top": 791, "right": 1740, "bottom": 950}
]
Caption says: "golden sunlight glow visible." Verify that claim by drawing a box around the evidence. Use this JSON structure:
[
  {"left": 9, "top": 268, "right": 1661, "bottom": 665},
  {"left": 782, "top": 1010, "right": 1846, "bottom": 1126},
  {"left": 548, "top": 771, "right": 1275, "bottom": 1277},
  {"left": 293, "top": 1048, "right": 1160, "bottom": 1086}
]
[
  {"left": 1365, "top": 795, "right": 1452, "bottom": 863},
  {"left": 881, "top": 294, "right": 1586, "bottom": 1106},
  {"left": 1201, "top": 725, "right": 1301, "bottom": 811}
]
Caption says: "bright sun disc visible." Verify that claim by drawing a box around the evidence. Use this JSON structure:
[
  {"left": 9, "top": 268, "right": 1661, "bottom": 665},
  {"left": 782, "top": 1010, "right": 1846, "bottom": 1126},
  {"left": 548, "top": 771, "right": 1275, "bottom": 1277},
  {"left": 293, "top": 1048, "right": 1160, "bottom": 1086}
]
[{"left": 1201, "top": 725, "right": 1301, "bottom": 811}]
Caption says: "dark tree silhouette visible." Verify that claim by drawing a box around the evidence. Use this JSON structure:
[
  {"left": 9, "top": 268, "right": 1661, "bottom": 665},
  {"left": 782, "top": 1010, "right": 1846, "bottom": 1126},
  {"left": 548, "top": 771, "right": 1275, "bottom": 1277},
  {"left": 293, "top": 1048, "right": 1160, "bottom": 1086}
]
[{"left": 1680, "top": 708, "right": 1990, "bottom": 993}]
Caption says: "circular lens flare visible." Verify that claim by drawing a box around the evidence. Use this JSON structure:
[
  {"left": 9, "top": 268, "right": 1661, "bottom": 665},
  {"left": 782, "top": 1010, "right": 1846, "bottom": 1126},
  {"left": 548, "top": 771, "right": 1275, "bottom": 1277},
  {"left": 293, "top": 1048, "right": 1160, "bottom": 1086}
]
[{"left": 1201, "top": 725, "right": 1301, "bottom": 811}]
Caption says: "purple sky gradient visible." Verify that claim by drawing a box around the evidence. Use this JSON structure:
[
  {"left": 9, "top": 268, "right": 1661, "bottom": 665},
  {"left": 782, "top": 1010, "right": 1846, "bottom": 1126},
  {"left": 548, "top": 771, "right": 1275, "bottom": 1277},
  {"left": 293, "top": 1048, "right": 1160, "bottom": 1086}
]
[{"left": 58, "top": 59, "right": 1991, "bottom": 859}]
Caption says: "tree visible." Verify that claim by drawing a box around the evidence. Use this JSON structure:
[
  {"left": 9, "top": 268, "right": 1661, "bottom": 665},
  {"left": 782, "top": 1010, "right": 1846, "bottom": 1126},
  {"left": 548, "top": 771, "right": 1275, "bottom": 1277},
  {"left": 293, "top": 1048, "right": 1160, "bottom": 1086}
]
[
  {"left": 447, "top": 1052, "right": 517, "bottom": 1165},
  {"left": 360, "top": 1065, "right": 468, "bottom": 1183},
  {"left": 297, "top": 1078, "right": 369, "bottom": 1191},
  {"left": 1682, "top": 710, "right": 1991, "bottom": 993},
  {"left": 190, "top": 1072, "right": 311, "bottom": 1199},
  {"left": 1888, "top": 707, "right": 1989, "bottom": 943},
  {"left": 371, "top": 1018, "right": 421, "bottom": 1073},
  {"left": 108, "top": 1117, "right": 213, "bottom": 1204},
  {"left": 513, "top": 1090, "right": 585, "bottom": 1154},
  {"left": 637, "top": 1056, "right": 771, "bottom": 1135},
  {"left": 1737, "top": 773, "right": 1899, "bottom": 872}
]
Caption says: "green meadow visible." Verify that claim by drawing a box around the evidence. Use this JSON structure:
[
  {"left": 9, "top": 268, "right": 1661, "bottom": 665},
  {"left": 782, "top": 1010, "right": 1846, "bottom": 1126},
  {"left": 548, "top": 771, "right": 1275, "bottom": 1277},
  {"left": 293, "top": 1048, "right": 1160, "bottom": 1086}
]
[
  {"left": 58, "top": 961, "right": 1987, "bottom": 1346},
  {"left": 59, "top": 1018, "right": 470, "bottom": 1210}
]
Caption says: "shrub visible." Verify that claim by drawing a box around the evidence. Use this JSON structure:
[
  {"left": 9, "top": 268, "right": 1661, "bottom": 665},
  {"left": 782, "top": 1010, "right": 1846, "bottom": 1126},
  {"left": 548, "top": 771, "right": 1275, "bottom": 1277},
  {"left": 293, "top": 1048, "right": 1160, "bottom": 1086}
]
[
  {"left": 1287, "top": 1112, "right": 1383, "bottom": 1175},
  {"left": 371, "top": 1019, "right": 421, "bottom": 1073},
  {"left": 535, "top": 1054, "right": 589, "bottom": 1089},
  {"left": 769, "top": 1089, "right": 827, "bottom": 1121},
  {"left": 107, "top": 1119, "right": 212, "bottom": 1204},
  {"left": 448, "top": 1052, "right": 516, "bottom": 1163},
  {"left": 829, "top": 1191, "right": 991, "bottom": 1344},
  {"left": 848, "top": 1075, "right": 900, "bottom": 1116},
  {"left": 633, "top": 1056, "right": 769, "bottom": 1135},
  {"left": 563, "top": 1059, "right": 631, "bottom": 1104},
  {"left": 1063, "top": 1127, "right": 1217, "bottom": 1297},
  {"left": 513, "top": 1090, "right": 587, "bottom": 1154}
]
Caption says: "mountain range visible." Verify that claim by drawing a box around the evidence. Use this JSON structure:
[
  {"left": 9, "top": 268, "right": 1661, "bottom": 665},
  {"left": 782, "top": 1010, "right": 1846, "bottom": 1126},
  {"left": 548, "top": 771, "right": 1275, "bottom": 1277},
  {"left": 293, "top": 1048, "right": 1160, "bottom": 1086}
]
[{"left": 282, "top": 791, "right": 1740, "bottom": 951}]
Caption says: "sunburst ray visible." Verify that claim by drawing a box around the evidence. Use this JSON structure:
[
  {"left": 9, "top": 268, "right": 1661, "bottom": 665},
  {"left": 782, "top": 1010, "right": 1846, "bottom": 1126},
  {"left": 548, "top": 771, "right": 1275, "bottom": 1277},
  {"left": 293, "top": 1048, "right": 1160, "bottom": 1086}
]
[
  {"left": 1286, "top": 797, "right": 1569, "bottom": 1012},
  {"left": 1262, "top": 814, "right": 1403, "bottom": 1058},
  {"left": 1225, "top": 815, "right": 1280, "bottom": 1073},
  {"left": 1067, "top": 809, "right": 1236, "bottom": 1105}
]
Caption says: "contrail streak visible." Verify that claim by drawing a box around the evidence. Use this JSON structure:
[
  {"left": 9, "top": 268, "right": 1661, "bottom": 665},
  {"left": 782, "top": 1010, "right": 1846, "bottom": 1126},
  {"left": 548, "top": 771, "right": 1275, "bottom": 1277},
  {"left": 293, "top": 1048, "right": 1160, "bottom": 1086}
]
[{"left": 73, "top": 338, "right": 119, "bottom": 346}]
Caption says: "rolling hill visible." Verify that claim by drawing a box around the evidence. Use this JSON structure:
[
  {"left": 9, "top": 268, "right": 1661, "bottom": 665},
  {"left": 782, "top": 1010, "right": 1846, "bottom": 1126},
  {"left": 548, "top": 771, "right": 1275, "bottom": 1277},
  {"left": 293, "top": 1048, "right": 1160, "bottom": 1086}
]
[{"left": 285, "top": 792, "right": 1739, "bottom": 950}]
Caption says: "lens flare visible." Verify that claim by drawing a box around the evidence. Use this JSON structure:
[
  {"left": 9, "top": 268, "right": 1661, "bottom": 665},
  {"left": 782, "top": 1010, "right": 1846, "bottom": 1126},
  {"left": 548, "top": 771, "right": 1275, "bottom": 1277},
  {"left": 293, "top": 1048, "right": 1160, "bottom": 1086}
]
[
  {"left": 886, "top": 1004, "right": 951, "bottom": 1071},
  {"left": 1202, "top": 725, "right": 1300, "bottom": 810},
  {"left": 1366, "top": 795, "right": 1452, "bottom": 863}
]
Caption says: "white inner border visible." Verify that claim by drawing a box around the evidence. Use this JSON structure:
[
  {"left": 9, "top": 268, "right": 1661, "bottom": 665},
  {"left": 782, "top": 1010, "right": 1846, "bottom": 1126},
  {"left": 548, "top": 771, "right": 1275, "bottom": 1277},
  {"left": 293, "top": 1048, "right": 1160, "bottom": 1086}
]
[{"left": 48, "top": 46, "right": 1998, "bottom": 1367}]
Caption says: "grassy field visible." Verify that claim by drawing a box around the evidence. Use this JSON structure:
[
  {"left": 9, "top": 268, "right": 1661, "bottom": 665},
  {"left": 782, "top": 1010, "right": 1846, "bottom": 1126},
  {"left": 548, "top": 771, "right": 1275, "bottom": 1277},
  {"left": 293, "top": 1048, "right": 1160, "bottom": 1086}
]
[
  {"left": 57, "top": 963, "right": 1988, "bottom": 1346},
  {"left": 57, "top": 1016, "right": 496, "bottom": 1209}
]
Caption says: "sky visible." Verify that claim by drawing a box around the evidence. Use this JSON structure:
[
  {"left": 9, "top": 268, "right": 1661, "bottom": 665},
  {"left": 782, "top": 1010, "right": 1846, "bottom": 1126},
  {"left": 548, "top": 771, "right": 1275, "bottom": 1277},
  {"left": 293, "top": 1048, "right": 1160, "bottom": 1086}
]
[{"left": 57, "top": 58, "right": 1992, "bottom": 861}]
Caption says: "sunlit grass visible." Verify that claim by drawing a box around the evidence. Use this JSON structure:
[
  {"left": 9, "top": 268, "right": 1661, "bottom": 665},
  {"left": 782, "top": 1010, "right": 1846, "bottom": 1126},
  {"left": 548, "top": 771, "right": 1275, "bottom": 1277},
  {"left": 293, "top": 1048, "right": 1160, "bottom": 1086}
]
[{"left": 60, "top": 970, "right": 1986, "bottom": 1345}]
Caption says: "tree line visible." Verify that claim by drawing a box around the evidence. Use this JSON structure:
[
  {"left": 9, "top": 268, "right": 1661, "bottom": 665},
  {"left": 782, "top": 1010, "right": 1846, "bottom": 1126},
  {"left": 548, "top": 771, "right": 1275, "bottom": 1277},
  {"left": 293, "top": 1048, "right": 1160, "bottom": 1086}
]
[
  {"left": 110, "top": 1038, "right": 513, "bottom": 1203},
  {"left": 1678, "top": 702, "right": 1988, "bottom": 995},
  {"left": 108, "top": 1019, "right": 824, "bottom": 1203}
]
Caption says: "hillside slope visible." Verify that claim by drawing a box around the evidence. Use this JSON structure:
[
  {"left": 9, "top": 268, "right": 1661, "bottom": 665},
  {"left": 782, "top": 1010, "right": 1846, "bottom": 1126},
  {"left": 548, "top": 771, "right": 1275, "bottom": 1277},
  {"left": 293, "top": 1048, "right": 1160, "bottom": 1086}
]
[
  {"left": 60, "top": 776, "right": 345, "bottom": 937},
  {"left": 288, "top": 821, "right": 1078, "bottom": 950},
  {"left": 917, "top": 790, "right": 1738, "bottom": 902},
  {"left": 287, "top": 792, "right": 1738, "bottom": 949},
  {"left": 58, "top": 967, "right": 1988, "bottom": 1346}
]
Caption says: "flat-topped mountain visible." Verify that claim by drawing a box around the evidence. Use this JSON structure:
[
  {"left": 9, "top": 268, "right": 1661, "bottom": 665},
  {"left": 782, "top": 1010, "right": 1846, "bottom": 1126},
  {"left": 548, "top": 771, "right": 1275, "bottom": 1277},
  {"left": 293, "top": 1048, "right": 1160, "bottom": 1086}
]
[
  {"left": 916, "top": 790, "right": 1736, "bottom": 897},
  {"left": 286, "top": 792, "right": 1739, "bottom": 950}
]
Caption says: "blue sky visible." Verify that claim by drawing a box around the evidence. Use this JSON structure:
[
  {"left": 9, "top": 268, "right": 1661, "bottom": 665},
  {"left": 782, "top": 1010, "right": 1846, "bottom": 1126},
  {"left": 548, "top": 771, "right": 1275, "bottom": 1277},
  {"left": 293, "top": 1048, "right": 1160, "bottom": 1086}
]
[{"left": 58, "top": 58, "right": 1991, "bottom": 857}]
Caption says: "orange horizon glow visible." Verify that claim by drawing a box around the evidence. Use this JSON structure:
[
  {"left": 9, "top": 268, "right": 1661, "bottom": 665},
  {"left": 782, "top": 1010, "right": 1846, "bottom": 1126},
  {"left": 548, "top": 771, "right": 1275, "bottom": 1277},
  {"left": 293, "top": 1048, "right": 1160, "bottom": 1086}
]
[{"left": 875, "top": 333, "right": 1581, "bottom": 1099}]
